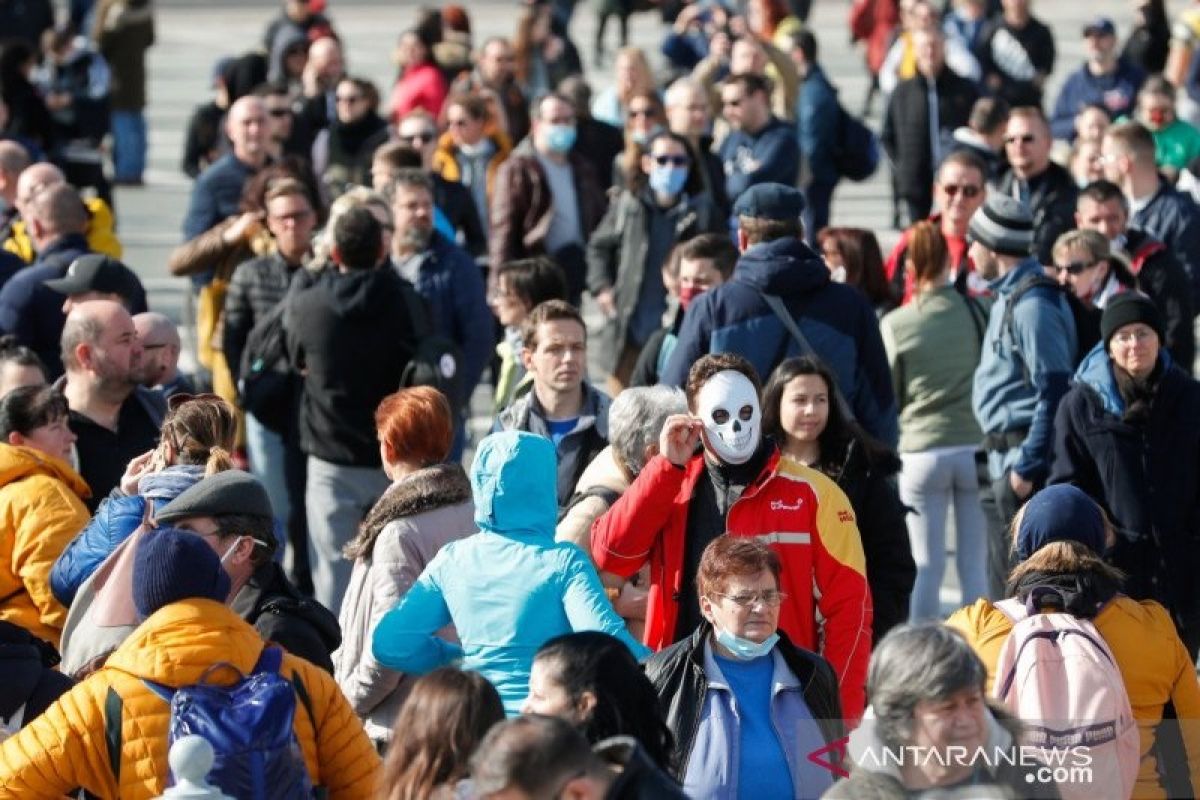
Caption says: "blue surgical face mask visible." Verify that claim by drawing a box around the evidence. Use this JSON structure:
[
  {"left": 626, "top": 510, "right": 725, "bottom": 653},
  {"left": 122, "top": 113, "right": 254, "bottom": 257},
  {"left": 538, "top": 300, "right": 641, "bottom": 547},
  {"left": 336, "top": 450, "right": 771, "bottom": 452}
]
[
  {"left": 649, "top": 165, "right": 688, "bottom": 197},
  {"left": 543, "top": 123, "right": 577, "bottom": 153},
  {"left": 714, "top": 625, "right": 779, "bottom": 660}
]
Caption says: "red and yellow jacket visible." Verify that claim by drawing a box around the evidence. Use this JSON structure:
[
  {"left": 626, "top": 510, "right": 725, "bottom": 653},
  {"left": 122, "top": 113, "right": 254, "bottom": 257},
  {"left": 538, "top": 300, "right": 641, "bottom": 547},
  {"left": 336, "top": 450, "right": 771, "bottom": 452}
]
[
  {"left": 0, "top": 599, "right": 381, "bottom": 799},
  {"left": 591, "top": 448, "right": 872, "bottom": 719}
]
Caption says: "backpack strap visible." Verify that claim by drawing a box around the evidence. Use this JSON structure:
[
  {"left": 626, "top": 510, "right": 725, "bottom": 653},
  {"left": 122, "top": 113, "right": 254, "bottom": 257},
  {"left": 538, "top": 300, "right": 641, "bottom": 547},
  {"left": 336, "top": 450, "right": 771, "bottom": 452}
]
[
  {"left": 291, "top": 670, "right": 316, "bottom": 731},
  {"left": 104, "top": 687, "right": 122, "bottom": 784},
  {"left": 958, "top": 291, "right": 987, "bottom": 350},
  {"left": 999, "top": 274, "right": 1062, "bottom": 385},
  {"left": 254, "top": 645, "right": 284, "bottom": 674}
]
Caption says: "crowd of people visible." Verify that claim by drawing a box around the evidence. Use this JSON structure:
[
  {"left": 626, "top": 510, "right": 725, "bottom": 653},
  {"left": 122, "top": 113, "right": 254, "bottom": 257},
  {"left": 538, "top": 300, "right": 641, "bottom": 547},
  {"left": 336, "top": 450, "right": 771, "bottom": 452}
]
[{"left": 0, "top": 0, "right": 1198, "bottom": 796}]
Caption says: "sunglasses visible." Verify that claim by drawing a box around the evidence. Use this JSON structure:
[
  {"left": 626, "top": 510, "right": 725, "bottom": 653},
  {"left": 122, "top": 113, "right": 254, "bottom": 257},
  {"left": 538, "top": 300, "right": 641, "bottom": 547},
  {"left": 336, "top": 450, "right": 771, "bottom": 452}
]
[
  {"left": 399, "top": 131, "right": 436, "bottom": 144},
  {"left": 166, "top": 392, "right": 225, "bottom": 411},
  {"left": 653, "top": 155, "right": 689, "bottom": 166},
  {"left": 1005, "top": 134, "right": 1036, "bottom": 145},
  {"left": 1053, "top": 260, "right": 1096, "bottom": 275},
  {"left": 941, "top": 183, "right": 982, "bottom": 198}
]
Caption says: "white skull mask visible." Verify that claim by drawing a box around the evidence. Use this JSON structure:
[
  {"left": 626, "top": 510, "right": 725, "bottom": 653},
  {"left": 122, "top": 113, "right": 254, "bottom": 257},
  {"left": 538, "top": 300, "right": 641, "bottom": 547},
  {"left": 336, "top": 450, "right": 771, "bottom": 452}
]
[{"left": 696, "top": 370, "right": 762, "bottom": 465}]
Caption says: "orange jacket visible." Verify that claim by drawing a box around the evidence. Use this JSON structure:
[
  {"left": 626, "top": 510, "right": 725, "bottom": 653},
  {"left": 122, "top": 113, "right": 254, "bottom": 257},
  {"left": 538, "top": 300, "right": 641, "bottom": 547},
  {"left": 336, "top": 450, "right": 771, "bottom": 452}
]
[
  {"left": 947, "top": 595, "right": 1200, "bottom": 799},
  {"left": 591, "top": 449, "right": 873, "bottom": 719},
  {"left": 0, "top": 444, "right": 90, "bottom": 648},
  {"left": 0, "top": 598, "right": 381, "bottom": 799},
  {"left": 430, "top": 130, "right": 512, "bottom": 208}
]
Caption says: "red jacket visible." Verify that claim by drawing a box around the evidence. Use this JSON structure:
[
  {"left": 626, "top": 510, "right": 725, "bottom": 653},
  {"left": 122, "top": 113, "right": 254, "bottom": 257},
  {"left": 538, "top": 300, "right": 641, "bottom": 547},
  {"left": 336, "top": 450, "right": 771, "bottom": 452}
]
[
  {"left": 590, "top": 449, "right": 872, "bottom": 719},
  {"left": 389, "top": 62, "right": 447, "bottom": 122}
]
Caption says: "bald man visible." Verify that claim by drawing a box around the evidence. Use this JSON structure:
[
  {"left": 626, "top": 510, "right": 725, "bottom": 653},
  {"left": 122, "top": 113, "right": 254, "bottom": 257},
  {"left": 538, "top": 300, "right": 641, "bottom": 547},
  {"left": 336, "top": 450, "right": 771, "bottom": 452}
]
[
  {"left": 133, "top": 311, "right": 193, "bottom": 397},
  {"left": 0, "top": 140, "right": 30, "bottom": 216},
  {"left": 3, "top": 161, "right": 123, "bottom": 263},
  {"left": 180, "top": 96, "right": 270, "bottom": 283},
  {"left": 60, "top": 300, "right": 165, "bottom": 509}
]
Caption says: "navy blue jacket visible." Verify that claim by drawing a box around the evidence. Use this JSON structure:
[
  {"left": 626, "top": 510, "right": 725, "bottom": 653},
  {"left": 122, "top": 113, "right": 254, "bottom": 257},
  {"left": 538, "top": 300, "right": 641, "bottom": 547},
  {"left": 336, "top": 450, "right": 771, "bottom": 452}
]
[
  {"left": 718, "top": 117, "right": 800, "bottom": 202},
  {"left": 662, "top": 237, "right": 899, "bottom": 446},
  {"left": 400, "top": 233, "right": 492, "bottom": 405},
  {"left": 0, "top": 233, "right": 92, "bottom": 377},
  {"left": 1049, "top": 60, "right": 1146, "bottom": 142},
  {"left": 181, "top": 152, "right": 257, "bottom": 284},
  {"left": 1131, "top": 178, "right": 1200, "bottom": 306},
  {"left": 797, "top": 65, "right": 840, "bottom": 186}
]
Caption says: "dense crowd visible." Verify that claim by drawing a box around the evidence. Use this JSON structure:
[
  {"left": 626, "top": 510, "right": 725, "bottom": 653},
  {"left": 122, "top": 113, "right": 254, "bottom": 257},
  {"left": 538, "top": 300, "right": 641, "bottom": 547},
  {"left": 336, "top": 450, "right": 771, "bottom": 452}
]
[{"left": 0, "top": 0, "right": 1198, "bottom": 797}]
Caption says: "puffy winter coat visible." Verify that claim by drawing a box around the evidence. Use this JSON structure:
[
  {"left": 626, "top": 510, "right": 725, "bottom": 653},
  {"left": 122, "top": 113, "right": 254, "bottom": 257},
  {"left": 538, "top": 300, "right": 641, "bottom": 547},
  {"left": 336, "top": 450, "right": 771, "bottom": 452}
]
[
  {"left": 591, "top": 448, "right": 873, "bottom": 719},
  {"left": 372, "top": 431, "right": 648, "bottom": 715},
  {"left": 947, "top": 591, "right": 1200, "bottom": 799},
  {"left": 0, "top": 445, "right": 90, "bottom": 648},
  {"left": 0, "top": 598, "right": 381, "bottom": 799},
  {"left": 51, "top": 464, "right": 207, "bottom": 608}
]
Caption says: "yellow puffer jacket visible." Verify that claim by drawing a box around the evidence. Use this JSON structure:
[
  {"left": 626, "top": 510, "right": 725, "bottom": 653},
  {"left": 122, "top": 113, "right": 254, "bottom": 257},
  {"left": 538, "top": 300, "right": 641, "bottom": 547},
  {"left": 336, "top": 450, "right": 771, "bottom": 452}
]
[
  {"left": 0, "top": 444, "right": 90, "bottom": 649},
  {"left": 946, "top": 595, "right": 1200, "bottom": 799},
  {"left": 3, "top": 197, "right": 123, "bottom": 263},
  {"left": 0, "top": 599, "right": 381, "bottom": 799}
]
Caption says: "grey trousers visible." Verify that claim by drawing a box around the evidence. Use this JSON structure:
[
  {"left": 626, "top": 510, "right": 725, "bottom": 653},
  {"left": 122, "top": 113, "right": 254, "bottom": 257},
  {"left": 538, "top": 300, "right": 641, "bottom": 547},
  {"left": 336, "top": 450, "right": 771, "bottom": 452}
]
[{"left": 305, "top": 456, "right": 390, "bottom": 614}]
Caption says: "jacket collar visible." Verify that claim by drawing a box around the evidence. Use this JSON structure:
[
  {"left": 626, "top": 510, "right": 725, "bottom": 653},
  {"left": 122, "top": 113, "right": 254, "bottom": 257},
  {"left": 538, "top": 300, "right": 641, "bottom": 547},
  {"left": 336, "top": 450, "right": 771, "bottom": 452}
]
[{"left": 988, "top": 257, "right": 1042, "bottom": 293}]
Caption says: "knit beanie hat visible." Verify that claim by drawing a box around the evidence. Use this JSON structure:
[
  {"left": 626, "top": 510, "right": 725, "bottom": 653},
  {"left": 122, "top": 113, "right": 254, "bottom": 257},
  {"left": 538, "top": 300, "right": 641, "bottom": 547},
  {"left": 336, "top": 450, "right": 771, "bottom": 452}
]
[
  {"left": 1100, "top": 292, "right": 1165, "bottom": 348},
  {"left": 133, "top": 527, "right": 231, "bottom": 619},
  {"left": 967, "top": 194, "right": 1034, "bottom": 258},
  {"left": 1015, "top": 485, "right": 1107, "bottom": 561}
]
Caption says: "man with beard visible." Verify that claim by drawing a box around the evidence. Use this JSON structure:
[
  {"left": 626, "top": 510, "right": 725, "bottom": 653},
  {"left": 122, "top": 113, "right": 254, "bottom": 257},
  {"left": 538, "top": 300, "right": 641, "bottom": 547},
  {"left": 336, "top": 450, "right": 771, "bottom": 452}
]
[
  {"left": 57, "top": 300, "right": 166, "bottom": 511},
  {"left": 969, "top": 194, "right": 1077, "bottom": 598},
  {"left": 132, "top": 312, "right": 192, "bottom": 398},
  {"left": 391, "top": 168, "right": 491, "bottom": 452},
  {"left": 451, "top": 37, "right": 530, "bottom": 145},
  {"left": 590, "top": 352, "right": 872, "bottom": 719}
]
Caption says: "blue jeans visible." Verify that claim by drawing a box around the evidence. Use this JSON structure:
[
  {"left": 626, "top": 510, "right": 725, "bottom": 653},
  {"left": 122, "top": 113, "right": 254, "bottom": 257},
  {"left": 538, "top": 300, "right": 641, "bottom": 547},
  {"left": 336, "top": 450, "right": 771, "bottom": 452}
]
[
  {"left": 245, "top": 413, "right": 290, "bottom": 534},
  {"left": 900, "top": 447, "right": 989, "bottom": 620},
  {"left": 111, "top": 110, "right": 147, "bottom": 181}
]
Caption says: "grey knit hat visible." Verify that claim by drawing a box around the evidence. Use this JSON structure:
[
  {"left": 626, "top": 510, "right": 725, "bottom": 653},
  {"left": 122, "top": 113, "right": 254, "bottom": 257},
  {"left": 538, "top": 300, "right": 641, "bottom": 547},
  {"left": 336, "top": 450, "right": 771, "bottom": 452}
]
[{"left": 967, "top": 194, "right": 1034, "bottom": 258}]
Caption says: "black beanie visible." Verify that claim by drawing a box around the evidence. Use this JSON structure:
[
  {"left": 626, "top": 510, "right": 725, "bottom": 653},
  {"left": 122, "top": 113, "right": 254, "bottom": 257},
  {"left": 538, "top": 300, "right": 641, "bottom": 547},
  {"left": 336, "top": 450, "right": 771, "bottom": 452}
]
[
  {"left": 133, "top": 527, "right": 231, "bottom": 619},
  {"left": 1100, "top": 292, "right": 1165, "bottom": 348}
]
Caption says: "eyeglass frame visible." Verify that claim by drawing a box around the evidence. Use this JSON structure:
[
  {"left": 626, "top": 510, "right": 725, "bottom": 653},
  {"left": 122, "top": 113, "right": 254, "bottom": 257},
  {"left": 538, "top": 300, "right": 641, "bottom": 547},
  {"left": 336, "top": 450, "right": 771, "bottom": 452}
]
[{"left": 712, "top": 590, "right": 789, "bottom": 609}]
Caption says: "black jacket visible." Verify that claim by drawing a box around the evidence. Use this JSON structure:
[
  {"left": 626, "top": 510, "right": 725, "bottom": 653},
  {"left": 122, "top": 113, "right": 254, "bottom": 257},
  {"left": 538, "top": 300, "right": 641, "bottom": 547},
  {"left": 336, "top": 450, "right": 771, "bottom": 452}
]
[
  {"left": 0, "top": 620, "right": 73, "bottom": 727},
  {"left": 882, "top": 70, "right": 978, "bottom": 216},
  {"left": 577, "top": 117, "right": 625, "bottom": 192},
  {"left": 1122, "top": 227, "right": 1195, "bottom": 372},
  {"left": 594, "top": 737, "right": 688, "bottom": 799},
  {"left": 1130, "top": 177, "right": 1200, "bottom": 306},
  {"left": 977, "top": 15, "right": 1056, "bottom": 108},
  {"left": 285, "top": 266, "right": 419, "bottom": 467},
  {"left": 644, "top": 624, "right": 844, "bottom": 780},
  {"left": 992, "top": 161, "right": 1077, "bottom": 266},
  {"left": 432, "top": 173, "right": 486, "bottom": 258},
  {"left": 223, "top": 252, "right": 305, "bottom": 386},
  {"left": 231, "top": 561, "right": 341, "bottom": 674},
  {"left": 1049, "top": 356, "right": 1200, "bottom": 633},
  {"left": 823, "top": 440, "right": 914, "bottom": 644}
]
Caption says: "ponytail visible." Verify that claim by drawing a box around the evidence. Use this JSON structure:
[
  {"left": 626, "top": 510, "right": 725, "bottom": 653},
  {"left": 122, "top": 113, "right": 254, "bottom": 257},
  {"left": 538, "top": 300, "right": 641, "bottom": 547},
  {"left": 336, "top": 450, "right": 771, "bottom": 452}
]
[{"left": 204, "top": 445, "right": 234, "bottom": 476}]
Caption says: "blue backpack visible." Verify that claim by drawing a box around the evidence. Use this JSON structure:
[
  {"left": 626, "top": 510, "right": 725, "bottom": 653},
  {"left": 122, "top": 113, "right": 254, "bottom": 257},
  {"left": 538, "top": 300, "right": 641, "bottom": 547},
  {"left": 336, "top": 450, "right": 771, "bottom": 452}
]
[{"left": 138, "top": 646, "right": 314, "bottom": 799}]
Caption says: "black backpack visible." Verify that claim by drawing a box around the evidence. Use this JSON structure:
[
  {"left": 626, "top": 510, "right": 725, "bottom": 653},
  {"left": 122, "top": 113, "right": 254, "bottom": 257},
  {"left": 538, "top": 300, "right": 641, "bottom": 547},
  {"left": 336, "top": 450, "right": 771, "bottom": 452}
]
[
  {"left": 397, "top": 282, "right": 466, "bottom": 412},
  {"left": 832, "top": 104, "right": 880, "bottom": 182},
  {"left": 238, "top": 299, "right": 295, "bottom": 433}
]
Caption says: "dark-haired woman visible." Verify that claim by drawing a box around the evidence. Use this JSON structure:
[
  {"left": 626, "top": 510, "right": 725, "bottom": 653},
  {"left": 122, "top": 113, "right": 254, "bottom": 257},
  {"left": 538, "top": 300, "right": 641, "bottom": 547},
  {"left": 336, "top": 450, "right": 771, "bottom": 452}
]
[
  {"left": 763, "top": 356, "right": 915, "bottom": 643},
  {"left": 390, "top": 29, "right": 448, "bottom": 122},
  {"left": 381, "top": 667, "right": 505, "bottom": 799},
  {"left": 879, "top": 220, "right": 989, "bottom": 621},
  {"left": 0, "top": 385, "right": 89, "bottom": 649},
  {"left": 312, "top": 76, "right": 389, "bottom": 201},
  {"left": 523, "top": 631, "right": 674, "bottom": 770},
  {"left": 0, "top": 335, "right": 45, "bottom": 399},
  {"left": 816, "top": 227, "right": 896, "bottom": 317},
  {"left": 586, "top": 129, "right": 722, "bottom": 392},
  {"left": 335, "top": 387, "right": 477, "bottom": 746}
]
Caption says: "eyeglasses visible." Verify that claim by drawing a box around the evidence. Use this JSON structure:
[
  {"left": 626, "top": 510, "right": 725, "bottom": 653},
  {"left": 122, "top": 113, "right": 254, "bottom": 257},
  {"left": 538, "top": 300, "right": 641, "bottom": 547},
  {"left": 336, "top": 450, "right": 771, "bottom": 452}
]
[
  {"left": 1052, "top": 260, "right": 1096, "bottom": 275},
  {"left": 940, "top": 183, "right": 982, "bottom": 198},
  {"left": 1111, "top": 327, "right": 1156, "bottom": 344},
  {"left": 653, "top": 155, "right": 689, "bottom": 166},
  {"left": 166, "top": 392, "right": 225, "bottom": 411},
  {"left": 398, "top": 131, "right": 436, "bottom": 145},
  {"left": 715, "top": 590, "right": 789, "bottom": 608},
  {"left": 1005, "top": 134, "right": 1036, "bottom": 145}
]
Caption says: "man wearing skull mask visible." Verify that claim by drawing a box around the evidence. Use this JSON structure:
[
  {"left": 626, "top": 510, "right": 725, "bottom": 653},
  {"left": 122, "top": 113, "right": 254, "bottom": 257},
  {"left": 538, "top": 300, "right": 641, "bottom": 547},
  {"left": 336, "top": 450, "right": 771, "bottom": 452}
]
[{"left": 591, "top": 353, "right": 873, "bottom": 719}]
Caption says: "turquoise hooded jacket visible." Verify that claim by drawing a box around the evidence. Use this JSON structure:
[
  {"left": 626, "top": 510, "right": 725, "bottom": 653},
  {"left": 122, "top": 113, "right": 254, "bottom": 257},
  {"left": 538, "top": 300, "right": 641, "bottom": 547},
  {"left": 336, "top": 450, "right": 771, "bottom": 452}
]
[{"left": 372, "top": 431, "right": 649, "bottom": 713}]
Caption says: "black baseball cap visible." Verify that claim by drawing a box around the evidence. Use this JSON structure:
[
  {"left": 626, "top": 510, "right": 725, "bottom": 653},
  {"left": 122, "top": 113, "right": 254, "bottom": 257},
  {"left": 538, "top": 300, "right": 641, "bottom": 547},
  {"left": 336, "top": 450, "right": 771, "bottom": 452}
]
[{"left": 44, "top": 254, "right": 143, "bottom": 304}]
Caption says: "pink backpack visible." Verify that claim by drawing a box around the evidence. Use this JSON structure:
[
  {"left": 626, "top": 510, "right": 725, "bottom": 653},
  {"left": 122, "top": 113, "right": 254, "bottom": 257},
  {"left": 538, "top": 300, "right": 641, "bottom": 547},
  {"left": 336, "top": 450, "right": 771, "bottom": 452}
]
[{"left": 993, "top": 592, "right": 1139, "bottom": 800}]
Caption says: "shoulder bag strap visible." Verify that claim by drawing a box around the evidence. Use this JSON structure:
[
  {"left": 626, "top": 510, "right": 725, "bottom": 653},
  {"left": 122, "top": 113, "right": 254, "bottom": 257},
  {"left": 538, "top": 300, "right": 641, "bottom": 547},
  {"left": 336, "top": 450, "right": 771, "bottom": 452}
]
[{"left": 760, "top": 291, "right": 857, "bottom": 422}]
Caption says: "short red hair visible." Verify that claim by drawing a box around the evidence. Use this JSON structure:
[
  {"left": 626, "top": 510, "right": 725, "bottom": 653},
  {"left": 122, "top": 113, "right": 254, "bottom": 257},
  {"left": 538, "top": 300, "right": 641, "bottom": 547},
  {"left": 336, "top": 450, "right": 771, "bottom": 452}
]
[
  {"left": 375, "top": 386, "right": 454, "bottom": 467},
  {"left": 696, "top": 536, "right": 782, "bottom": 598}
]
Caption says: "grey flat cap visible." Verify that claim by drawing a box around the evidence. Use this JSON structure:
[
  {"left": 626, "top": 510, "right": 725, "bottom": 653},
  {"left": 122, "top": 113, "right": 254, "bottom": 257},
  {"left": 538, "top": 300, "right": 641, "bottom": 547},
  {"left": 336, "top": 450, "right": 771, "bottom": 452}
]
[{"left": 155, "top": 470, "right": 274, "bottom": 523}]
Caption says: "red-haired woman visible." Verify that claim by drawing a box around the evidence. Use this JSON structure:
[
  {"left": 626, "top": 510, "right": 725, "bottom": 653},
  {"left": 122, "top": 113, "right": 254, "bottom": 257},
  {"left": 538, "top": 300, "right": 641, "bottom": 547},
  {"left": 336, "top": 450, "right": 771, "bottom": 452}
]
[{"left": 334, "top": 386, "right": 477, "bottom": 747}]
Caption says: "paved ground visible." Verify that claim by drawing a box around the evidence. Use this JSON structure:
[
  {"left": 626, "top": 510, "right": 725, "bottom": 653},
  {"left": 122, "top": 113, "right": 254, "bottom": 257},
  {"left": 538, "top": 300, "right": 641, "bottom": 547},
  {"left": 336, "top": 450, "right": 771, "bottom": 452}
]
[{"left": 128, "top": 0, "right": 1132, "bottom": 612}]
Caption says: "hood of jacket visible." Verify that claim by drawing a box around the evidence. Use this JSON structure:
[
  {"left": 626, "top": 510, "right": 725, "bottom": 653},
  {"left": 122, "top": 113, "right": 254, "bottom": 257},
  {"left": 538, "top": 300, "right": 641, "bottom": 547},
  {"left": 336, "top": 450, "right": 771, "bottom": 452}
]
[
  {"left": 1073, "top": 341, "right": 1173, "bottom": 417},
  {"left": 232, "top": 560, "right": 342, "bottom": 654},
  {"left": 847, "top": 702, "right": 1018, "bottom": 780},
  {"left": 594, "top": 736, "right": 682, "bottom": 799},
  {"left": 470, "top": 430, "right": 558, "bottom": 539},
  {"left": 0, "top": 444, "right": 89, "bottom": 497},
  {"left": 103, "top": 599, "right": 269, "bottom": 687},
  {"left": 320, "top": 267, "right": 402, "bottom": 321},
  {"left": 136, "top": 464, "right": 207, "bottom": 502},
  {"left": 733, "top": 236, "right": 832, "bottom": 297}
]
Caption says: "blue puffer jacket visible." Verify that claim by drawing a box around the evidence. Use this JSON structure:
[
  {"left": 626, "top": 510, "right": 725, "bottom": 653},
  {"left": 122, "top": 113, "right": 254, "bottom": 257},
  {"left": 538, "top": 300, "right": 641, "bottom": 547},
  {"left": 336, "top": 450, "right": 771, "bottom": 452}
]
[
  {"left": 371, "top": 431, "right": 648, "bottom": 715},
  {"left": 50, "top": 465, "right": 207, "bottom": 607},
  {"left": 662, "top": 237, "right": 899, "bottom": 447}
]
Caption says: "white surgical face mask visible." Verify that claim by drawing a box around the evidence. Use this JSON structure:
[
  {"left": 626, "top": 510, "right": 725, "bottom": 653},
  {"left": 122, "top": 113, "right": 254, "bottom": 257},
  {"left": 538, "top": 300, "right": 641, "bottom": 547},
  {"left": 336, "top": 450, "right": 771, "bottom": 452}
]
[
  {"left": 696, "top": 370, "right": 762, "bottom": 465},
  {"left": 219, "top": 535, "right": 245, "bottom": 566}
]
